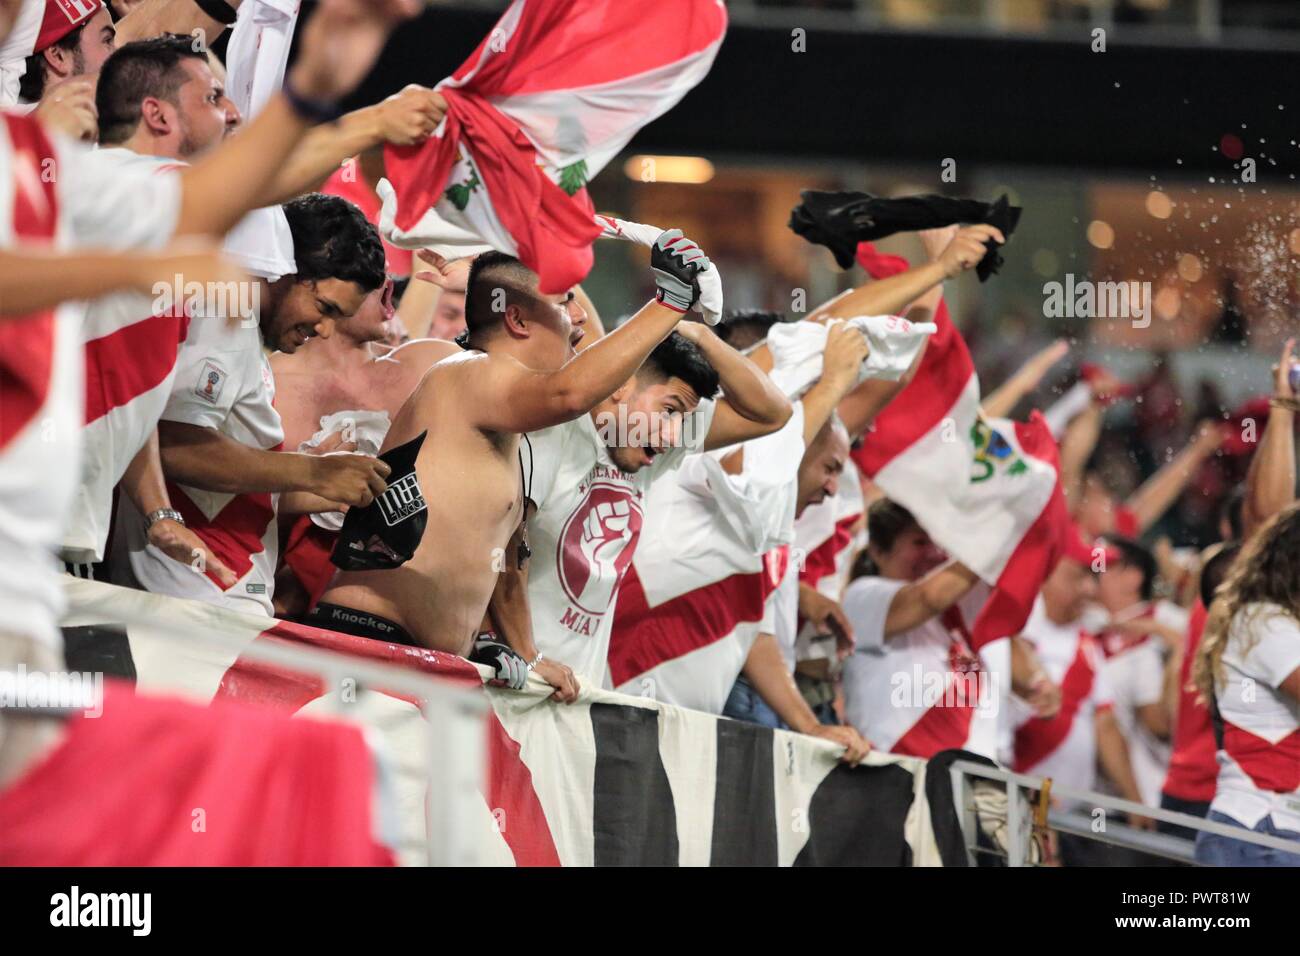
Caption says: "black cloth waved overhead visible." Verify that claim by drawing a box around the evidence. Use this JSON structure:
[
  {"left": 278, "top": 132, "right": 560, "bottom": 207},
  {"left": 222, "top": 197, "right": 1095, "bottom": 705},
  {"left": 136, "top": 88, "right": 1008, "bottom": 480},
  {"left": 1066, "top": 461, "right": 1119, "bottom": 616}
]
[{"left": 788, "top": 190, "right": 1022, "bottom": 281}]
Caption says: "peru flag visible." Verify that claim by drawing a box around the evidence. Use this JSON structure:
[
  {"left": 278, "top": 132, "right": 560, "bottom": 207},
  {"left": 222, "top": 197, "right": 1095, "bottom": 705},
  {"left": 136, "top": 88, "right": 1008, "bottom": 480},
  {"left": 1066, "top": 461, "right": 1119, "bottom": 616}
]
[
  {"left": 852, "top": 298, "right": 1071, "bottom": 650},
  {"left": 381, "top": 0, "right": 728, "bottom": 293}
]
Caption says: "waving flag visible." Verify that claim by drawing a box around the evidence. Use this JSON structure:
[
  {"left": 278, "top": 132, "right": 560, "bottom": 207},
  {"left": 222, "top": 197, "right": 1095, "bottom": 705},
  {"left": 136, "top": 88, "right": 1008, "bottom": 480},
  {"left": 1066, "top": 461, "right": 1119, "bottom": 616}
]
[
  {"left": 381, "top": 0, "right": 728, "bottom": 293},
  {"left": 852, "top": 294, "right": 1071, "bottom": 650}
]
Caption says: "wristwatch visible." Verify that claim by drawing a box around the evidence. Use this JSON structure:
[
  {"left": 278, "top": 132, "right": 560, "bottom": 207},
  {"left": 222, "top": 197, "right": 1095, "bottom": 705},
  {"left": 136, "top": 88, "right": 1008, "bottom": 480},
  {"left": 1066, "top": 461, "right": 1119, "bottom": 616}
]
[{"left": 146, "top": 508, "right": 186, "bottom": 529}]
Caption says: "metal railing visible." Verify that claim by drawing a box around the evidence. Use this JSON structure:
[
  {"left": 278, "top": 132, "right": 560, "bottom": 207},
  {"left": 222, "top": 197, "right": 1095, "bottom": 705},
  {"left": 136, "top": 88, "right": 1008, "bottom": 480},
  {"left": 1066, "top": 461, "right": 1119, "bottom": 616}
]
[
  {"left": 950, "top": 759, "right": 1300, "bottom": 866},
  {"left": 38, "top": 578, "right": 491, "bottom": 866}
]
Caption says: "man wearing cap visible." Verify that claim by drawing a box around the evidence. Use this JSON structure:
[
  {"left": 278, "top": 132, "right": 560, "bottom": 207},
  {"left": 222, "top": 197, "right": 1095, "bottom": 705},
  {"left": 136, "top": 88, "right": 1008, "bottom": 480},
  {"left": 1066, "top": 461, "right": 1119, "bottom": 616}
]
[
  {"left": 6, "top": 0, "right": 250, "bottom": 116},
  {"left": 12, "top": 0, "right": 111, "bottom": 107}
]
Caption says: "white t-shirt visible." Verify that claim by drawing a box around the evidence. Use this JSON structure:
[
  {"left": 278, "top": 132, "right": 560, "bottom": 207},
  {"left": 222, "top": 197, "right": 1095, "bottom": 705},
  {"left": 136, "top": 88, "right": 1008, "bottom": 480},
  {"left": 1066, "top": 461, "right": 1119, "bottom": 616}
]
[
  {"left": 121, "top": 316, "right": 284, "bottom": 615},
  {"left": 841, "top": 574, "right": 998, "bottom": 759},
  {"left": 0, "top": 117, "right": 180, "bottom": 648},
  {"left": 1209, "top": 603, "right": 1300, "bottom": 832},
  {"left": 1013, "top": 599, "right": 1113, "bottom": 804},
  {"left": 1097, "top": 627, "right": 1171, "bottom": 807},
  {"left": 63, "top": 148, "right": 192, "bottom": 564},
  {"left": 522, "top": 400, "right": 716, "bottom": 683},
  {"left": 609, "top": 405, "right": 803, "bottom": 713},
  {"left": 791, "top": 457, "right": 865, "bottom": 665}
]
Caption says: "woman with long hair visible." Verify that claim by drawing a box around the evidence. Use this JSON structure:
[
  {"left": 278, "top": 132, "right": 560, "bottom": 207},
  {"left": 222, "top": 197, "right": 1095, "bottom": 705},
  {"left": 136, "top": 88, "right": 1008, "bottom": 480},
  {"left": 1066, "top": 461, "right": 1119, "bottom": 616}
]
[{"left": 1192, "top": 504, "right": 1300, "bottom": 865}]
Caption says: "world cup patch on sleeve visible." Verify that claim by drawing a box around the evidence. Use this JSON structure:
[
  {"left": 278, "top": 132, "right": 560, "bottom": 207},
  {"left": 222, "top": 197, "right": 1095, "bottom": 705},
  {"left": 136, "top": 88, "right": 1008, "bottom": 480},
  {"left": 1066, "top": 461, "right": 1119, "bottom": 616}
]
[
  {"left": 376, "top": 472, "right": 428, "bottom": 526},
  {"left": 194, "top": 361, "right": 228, "bottom": 405}
]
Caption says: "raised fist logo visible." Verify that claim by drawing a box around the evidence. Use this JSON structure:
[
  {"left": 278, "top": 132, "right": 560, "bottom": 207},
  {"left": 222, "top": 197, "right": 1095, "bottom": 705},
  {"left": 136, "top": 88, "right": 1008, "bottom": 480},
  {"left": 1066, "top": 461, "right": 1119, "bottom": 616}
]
[{"left": 558, "top": 483, "right": 643, "bottom": 614}]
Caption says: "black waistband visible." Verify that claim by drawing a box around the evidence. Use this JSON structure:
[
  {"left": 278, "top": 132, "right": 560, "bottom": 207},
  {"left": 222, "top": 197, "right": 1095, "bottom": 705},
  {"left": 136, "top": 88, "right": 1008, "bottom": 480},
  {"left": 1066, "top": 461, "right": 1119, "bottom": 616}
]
[{"left": 308, "top": 602, "right": 420, "bottom": 648}]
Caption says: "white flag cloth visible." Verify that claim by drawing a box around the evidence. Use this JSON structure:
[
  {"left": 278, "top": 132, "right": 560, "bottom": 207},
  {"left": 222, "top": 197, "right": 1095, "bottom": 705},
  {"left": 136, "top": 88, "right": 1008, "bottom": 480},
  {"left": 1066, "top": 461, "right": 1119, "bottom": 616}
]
[
  {"left": 766, "top": 315, "right": 937, "bottom": 399},
  {"left": 299, "top": 409, "right": 391, "bottom": 532},
  {"left": 221, "top": 0, "right": 299, "bottom": 280},
  {"left": 595, "top": 215, "right": 723, "bottom": 326},
  {"left": 379, "top": 0, "right": 727, "bottom": 294},
  {"left": 373, "top": 200, "right": 726, "bottom": 325}
]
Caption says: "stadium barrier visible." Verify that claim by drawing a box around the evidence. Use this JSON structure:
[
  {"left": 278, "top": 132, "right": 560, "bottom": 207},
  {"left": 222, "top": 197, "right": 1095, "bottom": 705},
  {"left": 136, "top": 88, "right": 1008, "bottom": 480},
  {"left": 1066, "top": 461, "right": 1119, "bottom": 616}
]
[
  {"left": 60, "top": 578, "right": 979, "bottom": 866},
  {"left": 949, "top": 759, "right": 1300, "bottom": 866}
]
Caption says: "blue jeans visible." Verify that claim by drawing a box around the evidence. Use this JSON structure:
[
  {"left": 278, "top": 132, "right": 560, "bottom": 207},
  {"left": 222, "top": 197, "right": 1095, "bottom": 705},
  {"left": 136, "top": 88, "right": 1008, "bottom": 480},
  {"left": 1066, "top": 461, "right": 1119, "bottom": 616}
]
[
  {"left": 1194, "top": 809, "right": 1300, "bottom": 867},
  {"left": 723, "top": 676, "right": 784, "bottom": 729}
]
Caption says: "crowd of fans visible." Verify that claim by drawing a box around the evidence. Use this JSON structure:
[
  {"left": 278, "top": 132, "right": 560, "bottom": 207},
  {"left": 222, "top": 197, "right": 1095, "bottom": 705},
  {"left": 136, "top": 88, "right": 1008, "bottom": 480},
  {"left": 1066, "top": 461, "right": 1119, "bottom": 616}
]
[{"left": 0, "top": 0, "right": 1297, "bottom": 868}]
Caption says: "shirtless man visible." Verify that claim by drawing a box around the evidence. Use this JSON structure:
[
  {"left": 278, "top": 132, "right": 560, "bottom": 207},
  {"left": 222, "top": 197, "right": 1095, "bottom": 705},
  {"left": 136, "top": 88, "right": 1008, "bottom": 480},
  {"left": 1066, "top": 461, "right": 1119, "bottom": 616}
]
[
  {"left": 314, "top": 232, "right": 714, "bottom": 697},
  {"left": 272, "top": 265, "right": 610, "bottom": 615},
  {"left": 271, "top": 280, "right": 457, "bottom": 615}
]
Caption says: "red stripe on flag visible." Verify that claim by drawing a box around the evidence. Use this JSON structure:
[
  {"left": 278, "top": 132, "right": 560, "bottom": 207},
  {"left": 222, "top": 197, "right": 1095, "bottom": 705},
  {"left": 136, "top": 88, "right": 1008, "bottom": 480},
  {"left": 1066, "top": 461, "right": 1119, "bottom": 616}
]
[
  {"left": 216, "top": 619, "right": 481, "bottom": 707},
  {"left": 387, "top": 94, "right": 601, "bottom": 294},
  {"left": 447, "top": 0, "right": 727, "bottom": 94},
  {"left": 609, "top": 547, "right": 789, "bottom": 688},
  {"left": 384, "top": 0, "right": 726, "bottom": 293},
  {"left": 852, "top": 299, "right": 975, "bottom": 477},
  {"left": 487, "top": 711, "right": 561, "bottom": 866},
  {"left": 84, "top": 309, "right": 188, "bottom": 424}
]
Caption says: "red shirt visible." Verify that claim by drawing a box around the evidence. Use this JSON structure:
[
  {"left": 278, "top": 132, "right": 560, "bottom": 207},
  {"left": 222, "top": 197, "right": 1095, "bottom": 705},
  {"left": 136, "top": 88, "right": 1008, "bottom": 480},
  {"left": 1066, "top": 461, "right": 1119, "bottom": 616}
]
[{"left": 1161, "top": 599, "right": 1218, "bottom": 802}]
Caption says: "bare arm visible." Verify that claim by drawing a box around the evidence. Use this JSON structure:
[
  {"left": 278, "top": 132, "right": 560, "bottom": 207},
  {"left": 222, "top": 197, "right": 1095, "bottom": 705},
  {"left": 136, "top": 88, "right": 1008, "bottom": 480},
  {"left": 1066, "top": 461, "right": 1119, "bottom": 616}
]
[
  {"left": 485, "top": 516, "right": 579, "bottom": 702},
  {"left": 808, "top": 225, "right": 1004, "bottom": 322},
  {"left": 487, "top": 520, "right": 539, "bottom": 661},
  {"left": 1242, "top": 338, "right": 1297, "bottom": 538},
  {"left": 253, "top": 88, "right": 446, "bottom": 208},
  {"left": 114, "top": 0, "right": 245, "bottom": 47},
  {"left": 981, "top": 339, "right": 1070, "bottom": 420},
  {"left": 836, "top": 340, "right": 926, "bottom": 440},
  {"left": 675, "top": 323, "right": 792, "bottom": 452},
  {"left": 882, "top": 560, "right": 981, "bottom": 637},
  {"left": 120, "top": 429, "right": 237, "bottom": 586},
  {"left": 741, "top": 633, "right": 869, "bottom": 764},
  {"left": 1126, "top": 422, "right": 1224, "bottom": 534},
  {"left": 1095, "top": 708, "right": 1151, "bottom": 823},
  {"left": 466, "top": 300, "right": 684, "bottom": 434},
  {"left": 1011, "top": 635, "right": 1061, "bottom": 718},
  {"left": 799, "top": 320, "right": 870, "bottom": 445},
  {"left": 157, "top": 421, "right": 389, "bottom": 504},
  {"left": 0, "top": 246, "right": 237, "bottom": 316},
  {"left": 1059, "top": 402, "right": 1103, "bottom": 512}
]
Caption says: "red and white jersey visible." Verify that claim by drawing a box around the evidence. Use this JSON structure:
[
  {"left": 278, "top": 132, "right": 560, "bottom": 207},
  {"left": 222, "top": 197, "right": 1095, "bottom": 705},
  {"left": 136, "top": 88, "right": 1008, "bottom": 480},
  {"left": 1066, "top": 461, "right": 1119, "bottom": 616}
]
[
  {"left": 522, "top": 400, "right": 716, "bottom": 684},
  {"left": 63, "top": 148, "right": 190, "bottom": 564},
  {"left": 1013, "top": 599, "right": 1112, "bottom": 803},
  {"left": 122, "top": 317, "right": 284, "bottom": 615},
  {"left": 788, "top": 458, "right": 864, "bottom": 667},
  {"left": 1093, "top": 603, "right": 1177, "bottom": 807},
  {"left": 1209, "top": 603, "right": 1300, "bottom": 833},
  {"left": 0, "top": 114, "right": 181, "bottom": 648},
  {"left": 609, "top": 407, "right": 804, "bottom": 713},
  {"left": 841, "top": 575, "right": 998, "bottom": 759}
]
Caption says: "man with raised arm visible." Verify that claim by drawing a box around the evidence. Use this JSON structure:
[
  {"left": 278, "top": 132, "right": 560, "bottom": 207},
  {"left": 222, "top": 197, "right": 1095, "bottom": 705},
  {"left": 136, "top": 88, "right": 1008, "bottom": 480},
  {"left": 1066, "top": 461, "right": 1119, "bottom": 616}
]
[{"left": 315, "top": 232, "right": 738, "bottom": 699}]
